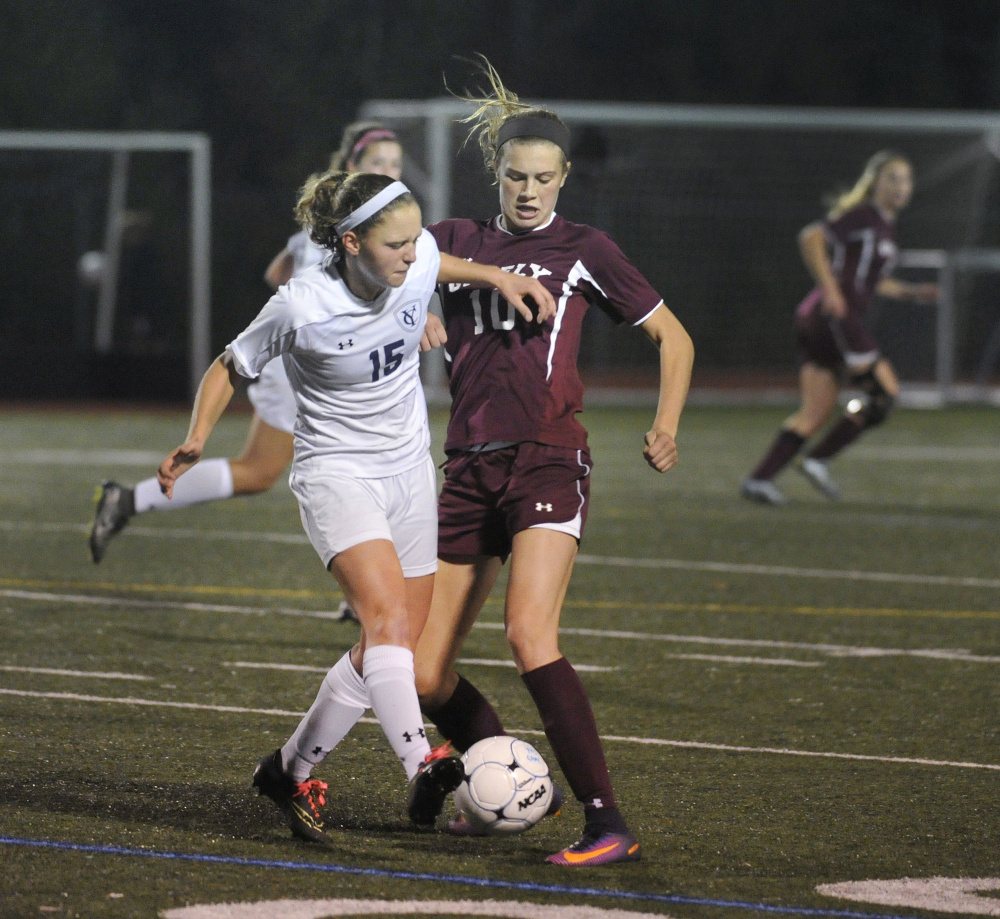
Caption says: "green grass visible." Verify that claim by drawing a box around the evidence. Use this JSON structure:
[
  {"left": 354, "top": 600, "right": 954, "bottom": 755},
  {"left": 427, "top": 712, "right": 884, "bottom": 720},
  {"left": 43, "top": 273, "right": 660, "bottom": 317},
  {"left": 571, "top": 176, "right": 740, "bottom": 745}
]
[{"left": 1, "top": 403, "right": 999, "bottom": 918}]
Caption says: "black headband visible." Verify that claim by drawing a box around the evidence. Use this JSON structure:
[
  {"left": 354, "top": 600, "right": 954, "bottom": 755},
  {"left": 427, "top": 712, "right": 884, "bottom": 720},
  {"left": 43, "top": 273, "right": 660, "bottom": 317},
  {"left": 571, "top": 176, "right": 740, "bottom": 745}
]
[{"left": 495, "top": 114, "right": 571, "bottom": 155}]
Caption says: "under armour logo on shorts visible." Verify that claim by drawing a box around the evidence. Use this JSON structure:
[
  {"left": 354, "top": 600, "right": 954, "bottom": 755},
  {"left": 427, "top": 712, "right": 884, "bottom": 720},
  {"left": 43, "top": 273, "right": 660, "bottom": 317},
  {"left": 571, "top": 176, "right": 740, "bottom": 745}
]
[
  {"left": 337, "top": 339, "right": 354, "bottom": 349},
  {"left": 536, "top": 502, "right": 553, "bottom": 512}
]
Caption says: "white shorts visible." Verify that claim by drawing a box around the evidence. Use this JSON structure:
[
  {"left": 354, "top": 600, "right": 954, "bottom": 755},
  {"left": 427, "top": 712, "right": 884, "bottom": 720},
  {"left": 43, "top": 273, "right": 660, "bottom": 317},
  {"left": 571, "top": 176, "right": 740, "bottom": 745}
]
[
  {"left": 289, "top": 454, "right": 438, "bottom": 577},
  {"left": 247, "top": 358, "right": 297, "bottom": 434}
]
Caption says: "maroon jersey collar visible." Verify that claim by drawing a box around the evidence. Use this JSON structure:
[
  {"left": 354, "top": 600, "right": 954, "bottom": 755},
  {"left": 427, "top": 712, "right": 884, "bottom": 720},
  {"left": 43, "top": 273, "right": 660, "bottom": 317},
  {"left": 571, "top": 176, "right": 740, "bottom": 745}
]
[{"left": 495, "top": 212, "right": 559, "bottom": 236}]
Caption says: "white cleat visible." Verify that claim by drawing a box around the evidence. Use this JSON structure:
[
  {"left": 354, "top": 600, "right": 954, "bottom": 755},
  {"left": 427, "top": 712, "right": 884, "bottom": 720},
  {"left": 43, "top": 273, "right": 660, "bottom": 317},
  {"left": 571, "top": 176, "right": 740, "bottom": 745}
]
[
  {"left": 740, "top": 478, "right": 789, "bottom": 506},
  {"left": 798, "top": 458, "right": 841, "bottom": 500}
]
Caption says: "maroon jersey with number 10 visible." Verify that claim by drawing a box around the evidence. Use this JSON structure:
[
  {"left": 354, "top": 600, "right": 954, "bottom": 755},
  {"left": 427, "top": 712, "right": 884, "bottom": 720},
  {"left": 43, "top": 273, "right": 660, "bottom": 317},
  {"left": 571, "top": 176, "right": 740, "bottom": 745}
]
[{"left": 429, "top": 214, "right": 663, "bottom": 454}]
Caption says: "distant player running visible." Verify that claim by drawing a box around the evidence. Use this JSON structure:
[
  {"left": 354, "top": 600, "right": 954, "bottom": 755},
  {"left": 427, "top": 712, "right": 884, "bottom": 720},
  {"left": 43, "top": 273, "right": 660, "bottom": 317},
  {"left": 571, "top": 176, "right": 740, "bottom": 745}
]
[
  {"left": 413, "top": 59, "right": 694, "bottom": 866},
  {"left": 741, "top": 150, "right": 938, "bottom": 505},
  {"left": 89, "top": 122, "right": 405, "bottom": 566},
  {"left": 156, "top": 170, "right": 554, "bottom": 843}
]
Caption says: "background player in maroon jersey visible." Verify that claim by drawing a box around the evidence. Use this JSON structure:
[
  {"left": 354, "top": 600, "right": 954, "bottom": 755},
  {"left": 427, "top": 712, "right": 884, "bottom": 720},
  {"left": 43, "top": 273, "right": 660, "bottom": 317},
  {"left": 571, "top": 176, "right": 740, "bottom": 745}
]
[
  {"left": 414, "top": 60, "right": 694, "bottom": 866},
  {"left": 741, "top": 150, "right": 938, "bottom": 505}
]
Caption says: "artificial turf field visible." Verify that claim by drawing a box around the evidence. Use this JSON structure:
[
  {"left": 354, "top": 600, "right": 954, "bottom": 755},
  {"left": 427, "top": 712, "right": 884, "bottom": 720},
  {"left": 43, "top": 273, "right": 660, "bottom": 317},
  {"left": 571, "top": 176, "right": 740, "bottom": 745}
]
[{"left": 1, "top": 401, "right": 998, "bottom": 919}]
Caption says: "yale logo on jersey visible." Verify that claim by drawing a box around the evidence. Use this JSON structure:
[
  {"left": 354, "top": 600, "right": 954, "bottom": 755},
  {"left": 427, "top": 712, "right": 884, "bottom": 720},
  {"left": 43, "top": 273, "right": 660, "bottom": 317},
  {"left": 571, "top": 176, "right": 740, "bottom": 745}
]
[{"left": 395, "top": 300, "right": 421, "bottom": 333}]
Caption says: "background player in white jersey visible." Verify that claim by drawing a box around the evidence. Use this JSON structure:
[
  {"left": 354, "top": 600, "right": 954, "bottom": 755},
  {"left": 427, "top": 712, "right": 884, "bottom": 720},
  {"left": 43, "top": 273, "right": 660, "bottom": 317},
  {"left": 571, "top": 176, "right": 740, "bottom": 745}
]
[
  {"left": 741, "top": 150, "right": 938, "bottom": 505},
  {"left": 413, "top": 60, "right": 695, "bottom": 866},
  {"left": 156, "top": 170, "right": 554, "bottom": 844},
  {"left": 88, "top": 122, "right": 405, "bottom": 565}
]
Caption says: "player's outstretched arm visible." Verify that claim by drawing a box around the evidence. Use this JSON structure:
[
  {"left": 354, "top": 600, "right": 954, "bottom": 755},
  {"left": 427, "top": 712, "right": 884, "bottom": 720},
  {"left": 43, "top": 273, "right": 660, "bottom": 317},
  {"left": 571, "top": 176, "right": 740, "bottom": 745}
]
[
  {"left": 437, "top": 253, "right": 556, "bottom": 323},
  {"left": 157, "top": 353, "right": 241, "bottom": 497},
  {"left": 876, "top": 277, "right": 940, "bottom": 304},
  {"left": 640, "top": 303, "right": 694, "bottom": 474}
]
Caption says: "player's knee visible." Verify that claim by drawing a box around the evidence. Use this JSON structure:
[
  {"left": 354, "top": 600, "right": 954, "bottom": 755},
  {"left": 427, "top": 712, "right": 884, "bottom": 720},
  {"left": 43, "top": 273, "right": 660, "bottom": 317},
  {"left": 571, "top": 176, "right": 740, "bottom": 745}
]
[
  {"left": 415, "top": 667, "right": 451, "bottom": 710},
  {"left": 505, "top": 624, "right": 557, "bottom": 673},
  {"left": 230, "top": 461, "right": 284, "bottom": 495},
  {"left": 846, "top": 369, "right": 895, "bottom": 429}
]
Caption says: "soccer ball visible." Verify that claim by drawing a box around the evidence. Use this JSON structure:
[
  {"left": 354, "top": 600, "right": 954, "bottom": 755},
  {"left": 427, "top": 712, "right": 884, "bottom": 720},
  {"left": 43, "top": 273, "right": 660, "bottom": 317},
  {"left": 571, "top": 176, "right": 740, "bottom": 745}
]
[{"left": 453, "top": 735, "right": 553, "bottom": 834}]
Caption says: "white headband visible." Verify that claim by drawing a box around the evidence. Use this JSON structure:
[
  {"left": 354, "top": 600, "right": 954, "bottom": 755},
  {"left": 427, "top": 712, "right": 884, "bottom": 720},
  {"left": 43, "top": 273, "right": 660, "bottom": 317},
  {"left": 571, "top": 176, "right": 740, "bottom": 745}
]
[{"left": 335, "top": 181, "right": 410, "bottom": 235}]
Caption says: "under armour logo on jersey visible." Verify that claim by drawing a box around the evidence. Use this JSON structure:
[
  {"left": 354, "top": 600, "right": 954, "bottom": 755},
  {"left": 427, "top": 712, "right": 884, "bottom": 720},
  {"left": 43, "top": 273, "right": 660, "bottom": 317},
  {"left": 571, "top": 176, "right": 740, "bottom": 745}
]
[
  {"left": 536, "top": 502, "right": 553, "bottom": 512},
  {"left": 337, "top": 339, "right": 354, "bottom": 349},
  {"left": 395, "top": 299, "right": 421, "bottom": 332},
  {"left": 402, "top": 728, "right": 426, "bottom": 743}
]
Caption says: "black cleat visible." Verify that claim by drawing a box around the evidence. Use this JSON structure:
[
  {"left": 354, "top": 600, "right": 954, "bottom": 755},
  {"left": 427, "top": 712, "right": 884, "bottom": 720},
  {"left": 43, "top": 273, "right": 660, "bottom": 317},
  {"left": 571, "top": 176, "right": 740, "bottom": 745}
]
[
  {"left": 407, "top": 743, "right": 464, "bottom": 826},
  {"left": 252, "top": 749, "right": 330, "bottom": 843},
  {"left": 89, "top": 481, "right": 135, "bottom": 563}
]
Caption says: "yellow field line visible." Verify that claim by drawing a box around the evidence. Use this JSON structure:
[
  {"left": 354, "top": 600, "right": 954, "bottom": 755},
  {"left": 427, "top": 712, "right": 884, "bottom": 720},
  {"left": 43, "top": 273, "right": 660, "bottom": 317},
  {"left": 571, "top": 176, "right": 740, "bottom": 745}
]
[{"left": 2, "top": 576, "right": 997, "bottom": 621}]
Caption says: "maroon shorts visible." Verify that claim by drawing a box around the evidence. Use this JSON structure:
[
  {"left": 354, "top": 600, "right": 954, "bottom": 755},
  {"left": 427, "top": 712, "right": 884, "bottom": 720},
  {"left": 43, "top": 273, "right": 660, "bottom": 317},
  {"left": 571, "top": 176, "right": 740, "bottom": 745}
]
[
  {"left": 437, "top": 442, "right": 592, "bottom": 561},
  {"left": 795, "top": 293, "right": 879, "bottom": 373}
]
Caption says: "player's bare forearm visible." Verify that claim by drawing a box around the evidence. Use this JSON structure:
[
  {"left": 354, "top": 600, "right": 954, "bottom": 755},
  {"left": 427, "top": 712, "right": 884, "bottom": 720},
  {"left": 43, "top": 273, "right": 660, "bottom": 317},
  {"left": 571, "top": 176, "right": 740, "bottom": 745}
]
[
  {"left": 877, "top": 277, "right": 940, "bottom": 304},
  {"left": 420, "top": 312, "right": 447, "bottom": 351},
  {"left": 641, "top": 305, "right": 694, "bottom": 472},
  {"left": 186, "top": 353, "right": 239, "bottom": 442},
  {"left": 437, "top": 253, "right": 556, "bottom": 322},
  {"left": 157, "top": 354, "right": 239, "bottom": 496}
]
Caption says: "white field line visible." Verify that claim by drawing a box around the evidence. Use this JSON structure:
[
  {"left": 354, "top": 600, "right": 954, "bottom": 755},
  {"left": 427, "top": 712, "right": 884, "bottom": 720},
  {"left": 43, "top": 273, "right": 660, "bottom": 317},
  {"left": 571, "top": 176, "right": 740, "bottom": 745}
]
[
  {"left": 4, "top": 520, "right": 1000, "bottom": 589},
  {"left": 6, "top": 588, "right": 998, "bottom": 665},
  {"left": 224, "top": 659, "right": 619, "bottom": 673},
  {"left": 0, "top": 665, "right": 152, "bottom": 681},
  {"left": 1, "top": 686, "right": 997, "bottom": 773},
  {"left": 574, "top": 553, "right": 1000, "bottom": 590},
  {"left": 662, "top": 654, "right": 820, "bottom": 667},
  {"left": 3, "top": 446, "right": 997, "bottom": 464},
  {"left": 852, "top": 446, "right": 1000, "bottom": 461},
  {"left": 457, "top": 658, "right": 617, "bottom": 672},
  {"left": 0, "top": 449, "right": 166, "bottom": 465}
]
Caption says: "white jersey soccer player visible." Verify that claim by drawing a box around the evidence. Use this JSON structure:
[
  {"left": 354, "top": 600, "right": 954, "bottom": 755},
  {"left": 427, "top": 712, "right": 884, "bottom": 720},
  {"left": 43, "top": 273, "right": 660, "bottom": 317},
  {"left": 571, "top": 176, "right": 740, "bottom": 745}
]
[{"left": 228, "top": 229, "right": 438, "bottom": 483}]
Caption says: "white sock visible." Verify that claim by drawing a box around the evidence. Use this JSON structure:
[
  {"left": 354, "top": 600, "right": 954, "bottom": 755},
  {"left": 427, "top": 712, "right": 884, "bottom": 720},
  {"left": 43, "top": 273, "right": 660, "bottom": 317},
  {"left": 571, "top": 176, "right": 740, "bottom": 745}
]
[
  {"left": 133, "top": 458, "right": 234, "bottom": 513},
  {"left": 363, "top": 645, "right": 431, "bottom": 780},
  {"left": 281, "top": 651, "right": 370, "bottom": 782}
]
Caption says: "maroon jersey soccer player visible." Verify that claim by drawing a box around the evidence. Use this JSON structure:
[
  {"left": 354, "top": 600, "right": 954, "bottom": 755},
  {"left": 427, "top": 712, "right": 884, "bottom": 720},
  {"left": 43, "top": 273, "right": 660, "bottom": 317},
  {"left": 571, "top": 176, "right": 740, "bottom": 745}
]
[
  {"left": 741, "top": 150, "right": 938, "bottom": 505},
  {"left": 413, "top": 60, "right": 694, "bottom": 867}
]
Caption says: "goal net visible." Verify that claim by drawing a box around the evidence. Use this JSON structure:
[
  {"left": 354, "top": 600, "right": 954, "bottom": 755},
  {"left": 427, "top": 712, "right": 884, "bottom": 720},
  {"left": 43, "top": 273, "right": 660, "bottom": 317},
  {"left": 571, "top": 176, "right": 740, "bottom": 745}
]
[
  {"left": 361, "top": 99, "right": 1000, "bottom": 402},
  {"left": 0, "top": 131, "right": 210, "bottom": 401}
]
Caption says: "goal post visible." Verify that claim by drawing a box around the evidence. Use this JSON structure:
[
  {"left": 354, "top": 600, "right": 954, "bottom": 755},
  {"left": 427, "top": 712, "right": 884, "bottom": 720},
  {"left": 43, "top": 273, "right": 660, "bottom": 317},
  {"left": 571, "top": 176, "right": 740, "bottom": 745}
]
[
  {"left": 0, "top": 130, "right": 211, "bottom": 400},
  {"left": 360, "top": 99, "right": 1000, "bottom": 403}
]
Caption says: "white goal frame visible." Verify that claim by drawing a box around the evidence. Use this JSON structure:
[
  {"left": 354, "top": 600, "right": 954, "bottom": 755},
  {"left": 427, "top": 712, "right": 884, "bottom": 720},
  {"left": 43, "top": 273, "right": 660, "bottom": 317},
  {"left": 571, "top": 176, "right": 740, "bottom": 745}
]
[
  {"left": 361, "top": 99, "right": 1000, "bottom": 403},
  {"left": 0, "top": 130, "right": 211, "bottom": 399}
]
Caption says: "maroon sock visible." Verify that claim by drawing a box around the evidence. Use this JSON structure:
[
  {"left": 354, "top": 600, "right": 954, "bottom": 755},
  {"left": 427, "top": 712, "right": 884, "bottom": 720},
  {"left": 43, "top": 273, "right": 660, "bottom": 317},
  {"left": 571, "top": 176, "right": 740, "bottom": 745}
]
[
  {"left": 750, "top": 429, "right": 806, "bottom": 480},
  {"left": 423, "top": 674, "right": 506, "bottom": 753},
  {"left": 808, "top": 417, "right": 863, "bottom": 461},
  {"left": 521, "top": 657, "right": 616, "bottom": 810}
]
